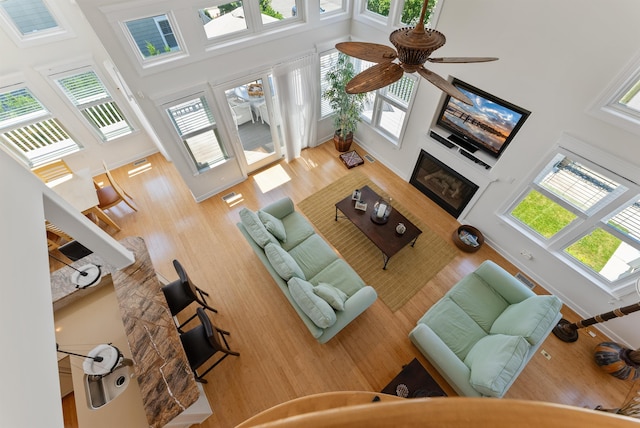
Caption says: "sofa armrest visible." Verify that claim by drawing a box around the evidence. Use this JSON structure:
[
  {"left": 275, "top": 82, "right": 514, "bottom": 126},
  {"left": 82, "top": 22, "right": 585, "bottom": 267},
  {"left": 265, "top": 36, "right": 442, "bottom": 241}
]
[
  {"left": 317, "top": 286, "right": 377, "bottom": 344},
  {"left": 474, "top": 260, "right": 535, "bottom": 304},
  {"left": 409, "top": 324, "right": 480, "bottom": 397},
  {"left": 262, "top": 197, "right": 295, "bottom": 220}
]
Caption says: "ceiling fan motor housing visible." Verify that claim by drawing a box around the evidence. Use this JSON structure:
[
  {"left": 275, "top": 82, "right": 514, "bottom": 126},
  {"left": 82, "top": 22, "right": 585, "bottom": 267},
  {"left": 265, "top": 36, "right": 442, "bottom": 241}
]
[{"left": 390, "top": 28, "right": 446, "bottom": 72}]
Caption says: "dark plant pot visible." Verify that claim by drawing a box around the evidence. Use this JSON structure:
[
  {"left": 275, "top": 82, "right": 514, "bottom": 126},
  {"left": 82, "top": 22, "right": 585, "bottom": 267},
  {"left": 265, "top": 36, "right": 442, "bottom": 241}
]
[
  {"left": 594, "top": 342, "right": 640, "bottom": 380},
  {"left": 333, "top": 130, "right": 353, "bottom": 152}
]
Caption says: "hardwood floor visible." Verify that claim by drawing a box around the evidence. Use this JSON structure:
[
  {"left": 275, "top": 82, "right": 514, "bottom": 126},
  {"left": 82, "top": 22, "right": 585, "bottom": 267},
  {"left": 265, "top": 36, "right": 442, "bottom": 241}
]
[{"left": 75, "top": 141, "right": 634, "bottom": 427}]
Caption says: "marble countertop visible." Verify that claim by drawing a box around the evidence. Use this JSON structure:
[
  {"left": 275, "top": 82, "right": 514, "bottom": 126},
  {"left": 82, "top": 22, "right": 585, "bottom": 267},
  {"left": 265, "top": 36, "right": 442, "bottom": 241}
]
[
  {"left": 50, "top": 236, "right": 201, "bottom": 427},
  {"left": 50, "top": 252, "right": 117, "bottom": 312}
]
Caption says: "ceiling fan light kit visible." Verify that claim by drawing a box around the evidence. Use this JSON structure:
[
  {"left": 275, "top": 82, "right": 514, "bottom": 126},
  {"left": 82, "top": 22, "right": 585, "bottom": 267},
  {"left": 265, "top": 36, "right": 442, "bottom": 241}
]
[{"left": 336, "top": 0, "right": 497, "bottom": 105}]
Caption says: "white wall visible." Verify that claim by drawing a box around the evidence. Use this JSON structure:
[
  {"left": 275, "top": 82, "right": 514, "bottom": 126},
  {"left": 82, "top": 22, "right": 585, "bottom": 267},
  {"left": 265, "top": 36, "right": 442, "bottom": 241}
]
[
  {"left": 353, "top": 0, "right": 640, "bottom": 346},
  {"left": 0, "top": 151, "right": 135, "bottom": 427}
]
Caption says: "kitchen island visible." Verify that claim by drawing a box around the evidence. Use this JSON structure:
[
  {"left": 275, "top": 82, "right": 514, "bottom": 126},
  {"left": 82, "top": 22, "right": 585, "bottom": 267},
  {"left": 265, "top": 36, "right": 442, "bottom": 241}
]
[{"left": 53, "top": 236, "right": 211, "bottom": 427}]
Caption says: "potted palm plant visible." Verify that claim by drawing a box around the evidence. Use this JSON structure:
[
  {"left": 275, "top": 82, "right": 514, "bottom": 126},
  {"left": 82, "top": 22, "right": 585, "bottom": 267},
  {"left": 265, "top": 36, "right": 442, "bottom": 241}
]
[{"left": 322, "top": 53, "right": 367, "bottom": 152}]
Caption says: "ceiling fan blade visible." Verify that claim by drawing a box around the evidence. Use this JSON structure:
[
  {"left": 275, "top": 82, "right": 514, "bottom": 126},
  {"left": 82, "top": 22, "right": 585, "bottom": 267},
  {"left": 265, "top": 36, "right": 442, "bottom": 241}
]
[
  {"left": 427, "top": 56, "right": 499, "bottom": 63},
  {"left": 345, "top": 62, "right": 404, "bottom": 94},
  {"left": 336, "top": 42, "right": 398, "bottom": 63},
  {"left": 417, "top": 67, "right": 473, "bottom": 105}
]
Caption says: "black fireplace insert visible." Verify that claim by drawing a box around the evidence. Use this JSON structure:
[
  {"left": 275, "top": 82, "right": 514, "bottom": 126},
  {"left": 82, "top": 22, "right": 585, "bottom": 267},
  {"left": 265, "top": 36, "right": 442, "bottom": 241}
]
[{"left": 410, "top": 150, "right": 479, "bottom": 218}]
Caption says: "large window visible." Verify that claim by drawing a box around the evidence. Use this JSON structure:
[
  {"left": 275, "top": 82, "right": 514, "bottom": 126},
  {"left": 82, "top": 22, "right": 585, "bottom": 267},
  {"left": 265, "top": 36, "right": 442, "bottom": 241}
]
[
  {"left": 0, "top": 86, "right": 80, "bottom": 166},
  {"left": 361, "top": 72, "right": 417, "bottom": 143},
  {"left": 352, "top": 59, "right": 418, "bottom": 144},
  {"left": 320, "top": 52, "right": 418, "bottom": 144},
  {"left": 54, "top": 69, "right": 134, "bottom": 142},
  {"left": 506, "top": 149, "right": 640, "bottom": 296},
  {"left": 165, "top": 95, "right": 229, "bottom": 173}
]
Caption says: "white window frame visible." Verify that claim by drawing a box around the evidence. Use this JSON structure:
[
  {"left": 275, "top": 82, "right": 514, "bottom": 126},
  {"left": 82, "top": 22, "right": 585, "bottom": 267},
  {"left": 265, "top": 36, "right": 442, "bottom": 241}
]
[
  {"left": 120, "top": 11, "right": 188, "bottom": 69},
  {"left": 49, "top": 66, "right": 135, "bottom": 143},
  {"left": 361, "top": 72, "right": 418, "bottom": 145},
  {"left": 354, "top": 0, "right": 443, "bottom": 31},
  {"left": 319, "top": 50, "right": 340, "bottom": 118},
  {"left": 0, "top": 0, "right": 74, "bottom": 47},
  {"left": 350, "top": 58, "right": 418, "bottom": 146},
  {"left": 588, "top": 50, "right": 640, "bottom": 137},
  {"left": 500, "top": 135, "right": 640, "bottom": 297},
  {"left": 196, "top": 0, "right": 252, "bottom": 44},
  {"left": 161, "top": 89, "right": 231, "bottom": 175},
  {"left": 319, "top": 0, "right": 347, "bottom": 18},
  {"left": 0, "top": 83, "right": 81, "bottom": 167}
]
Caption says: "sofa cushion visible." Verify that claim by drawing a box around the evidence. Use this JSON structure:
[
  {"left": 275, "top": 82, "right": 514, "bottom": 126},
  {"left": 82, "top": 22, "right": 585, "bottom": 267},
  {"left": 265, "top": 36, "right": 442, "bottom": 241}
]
[
  {"left": 239, "top": 208, "right": 279, "bottom": 248},
  {"left": 448, "top": 273, "right": 510, "bottom": 332},
  {"left": 279, "top": 212, "right": 316, "bottom": 251},
  {"left": 258, "top": 210, "right": 287, "bottom": 242},
  {"left": 288, "top": 234, "right": 339, "bottom": 279},
  {"left": 264, "top": 243, "right": 305, "bottom": 281},
  {"left": 309, "top": 259, "right": 366, "bottom": 297},
  {"left": 314, "top": 283, "right": 348, "bottom": 311},
  {"left": 421, "top": 297, "right": 489, "bottom": 361},
  {"left": 288, "top": 277, "right": 337, "bottom": 328},
  {"left": 464, "top": 334, "right": 530, "bottom": 397},
  {"left": 490, "top": 295, "right": 562, "bottom": 345}
]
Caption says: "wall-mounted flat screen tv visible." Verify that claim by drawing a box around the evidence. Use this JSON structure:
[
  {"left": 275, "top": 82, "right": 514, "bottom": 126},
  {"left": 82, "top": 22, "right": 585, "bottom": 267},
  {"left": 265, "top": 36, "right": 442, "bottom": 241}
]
[{"left": 435, "top": 78, "right": 531, "bottom": 158}]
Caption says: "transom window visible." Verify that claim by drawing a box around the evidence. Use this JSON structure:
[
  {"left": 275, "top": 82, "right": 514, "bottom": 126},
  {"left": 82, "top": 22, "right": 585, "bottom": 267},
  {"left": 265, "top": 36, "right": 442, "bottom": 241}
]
[
  {"left": 165, "top": 95, "right": 229, "bottom": 173},
  {"left": 0, "top": 0, "right": 60, "bottom": 37},
  {"left": 401, "top": 0, "right": 438, "bottom": 25},
  {"left": 0, "top": 87, "right": 80, "bottom": 166},
  {"left": 124, "top": 13, "right": 182, "bottom": 60},
  {"left": 199, "top": 2, "right": 248, "bottom": 40},
  {"left": 506, "top": 150, "right": 640, "bottom": 295},
  {"left": 54, "top": 70, "right": 134, "bottom": 142},
  {"left": 363, "top": 0, "right": 440, "bottom": 27}
]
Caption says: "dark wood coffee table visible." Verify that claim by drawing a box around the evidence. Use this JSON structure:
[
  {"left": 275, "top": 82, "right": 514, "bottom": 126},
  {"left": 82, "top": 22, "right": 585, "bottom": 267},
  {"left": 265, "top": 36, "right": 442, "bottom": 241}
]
[{"left": 335, "top": 185, "right": 421, "bottom": 269}]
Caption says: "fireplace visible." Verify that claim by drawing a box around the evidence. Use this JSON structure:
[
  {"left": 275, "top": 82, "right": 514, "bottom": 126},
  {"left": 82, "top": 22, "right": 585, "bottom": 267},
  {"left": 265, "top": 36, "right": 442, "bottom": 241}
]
[{"left": 410, "top": 150, "right": 479, "bottom": 218}]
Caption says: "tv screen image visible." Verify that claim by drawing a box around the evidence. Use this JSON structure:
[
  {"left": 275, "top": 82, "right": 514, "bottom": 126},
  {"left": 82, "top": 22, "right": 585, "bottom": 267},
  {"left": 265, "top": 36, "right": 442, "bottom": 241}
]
[{"left": 436, "top": 78, "right": 531, "bottom": 158}]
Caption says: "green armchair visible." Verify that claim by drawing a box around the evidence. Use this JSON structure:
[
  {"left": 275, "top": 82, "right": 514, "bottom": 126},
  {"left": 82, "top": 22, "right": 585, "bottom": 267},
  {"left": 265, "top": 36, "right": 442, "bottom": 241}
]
[{"left": 409, "top": 260, "right": 562, "bottom": 398}]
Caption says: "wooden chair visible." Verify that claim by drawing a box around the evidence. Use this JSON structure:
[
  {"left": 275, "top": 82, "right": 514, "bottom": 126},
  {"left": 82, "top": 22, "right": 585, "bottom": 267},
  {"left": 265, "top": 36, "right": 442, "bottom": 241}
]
[
  {"left": 45, "top": 222, "right": 73, "bottom": 252},
  {"left": 32, "top": 159, "right": 72, "bottom": 184},
  {"left": 95, "top": 161, "right": 137, "bottom": 212}
]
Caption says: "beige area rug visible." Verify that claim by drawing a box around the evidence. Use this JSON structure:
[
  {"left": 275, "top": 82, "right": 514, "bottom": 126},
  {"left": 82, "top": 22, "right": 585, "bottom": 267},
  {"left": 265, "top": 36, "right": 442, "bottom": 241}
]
[{"left": 298, "top": 171, "right": 457, "bottom": 312}]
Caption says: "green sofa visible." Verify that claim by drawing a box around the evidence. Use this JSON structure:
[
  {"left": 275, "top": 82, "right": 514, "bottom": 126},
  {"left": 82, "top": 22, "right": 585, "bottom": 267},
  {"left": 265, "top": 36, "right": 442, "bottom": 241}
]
[
  {"left": 409, "top": 260, "right": 562, "bottom": 398},
  {"left": 237, "top": 197, "right": 377, "bottom": 344}
]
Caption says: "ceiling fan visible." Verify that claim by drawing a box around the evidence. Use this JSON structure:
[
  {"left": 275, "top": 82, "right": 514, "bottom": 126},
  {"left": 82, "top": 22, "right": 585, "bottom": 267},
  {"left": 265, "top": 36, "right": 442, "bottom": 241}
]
[{"left": 335, "top": 0, "right": 497, "bottom": 105}]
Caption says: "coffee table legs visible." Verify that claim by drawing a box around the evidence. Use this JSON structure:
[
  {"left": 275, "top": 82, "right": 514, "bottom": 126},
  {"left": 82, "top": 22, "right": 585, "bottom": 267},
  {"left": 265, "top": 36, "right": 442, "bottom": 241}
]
[
  {"left": 383, "top": 254, "right": 390, "bottom": 270},
  {"left": 382, "top": 236, "right": 419, "bottom": 269}
]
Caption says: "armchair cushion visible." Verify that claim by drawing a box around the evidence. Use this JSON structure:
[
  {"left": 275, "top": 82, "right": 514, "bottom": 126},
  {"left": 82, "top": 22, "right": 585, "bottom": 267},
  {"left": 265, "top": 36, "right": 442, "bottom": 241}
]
[
  {"left": 448, "top": 274, "right": 509, "bottom": 332},
  {"left": 314, "top": 283, "right": 348, "bottom": 311},
  {"left": 490, "top": 295, "right": 563, "bottom": 345},
  {"left": 421, "top": 297, "right": 489, "bottom": 361},
  {"left": 264, "top": 243, "right": 305, "bottom": 281},
  {"left": 288, "top": 277, "right": 337, "bottom": 328},
  {"left": 258, "top": 210, "right": 287, "bottom": 242},
  {"left": 464, "top": 334, "right": 530, "bottom": 397}
]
